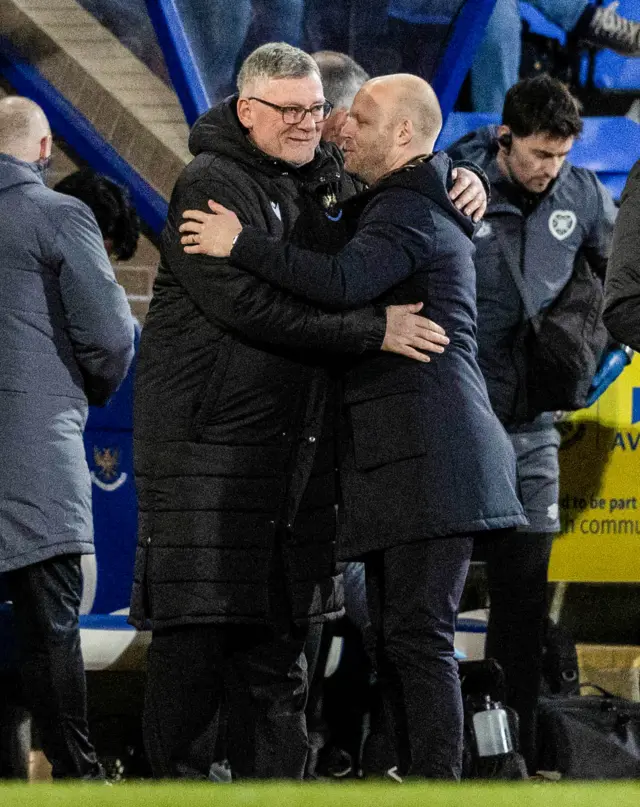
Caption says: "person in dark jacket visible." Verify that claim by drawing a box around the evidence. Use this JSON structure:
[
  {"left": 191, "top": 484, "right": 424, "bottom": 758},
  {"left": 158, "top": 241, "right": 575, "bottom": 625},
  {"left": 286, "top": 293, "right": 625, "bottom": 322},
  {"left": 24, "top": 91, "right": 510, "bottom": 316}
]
[
  {"left": 180, "top": 73, "right": 527, "bottom": 780},
  {"left": 304, "top": 51, "right": 489, "bottom": 779},
  {"left": 446, "top": 74, "right": 617, "bottom": 771},
  {"left": 603, "top": 159, "right": 640, "bottom": 349},
  {"left": 0, "top": 97, "right": 135, "bottom": 779},
  {"left": 131, "top": 42, "right": 483, "bottom": 781}
]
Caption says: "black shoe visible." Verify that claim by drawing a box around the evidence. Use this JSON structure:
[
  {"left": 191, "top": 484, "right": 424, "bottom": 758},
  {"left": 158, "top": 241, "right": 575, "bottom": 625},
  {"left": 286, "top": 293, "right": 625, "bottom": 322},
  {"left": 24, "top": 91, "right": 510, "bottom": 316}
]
[
  {"left": 581, "top": 2, "right": 640, "bottom": 56},
  {"left": 323, "top": 747, "right": 353, "bottom": 779},
  {"left": 384, "top": 765, "right": 403, "bottom": 783},
  {"left": 208, "top": 759, "right": 232, "bottom": 783}
]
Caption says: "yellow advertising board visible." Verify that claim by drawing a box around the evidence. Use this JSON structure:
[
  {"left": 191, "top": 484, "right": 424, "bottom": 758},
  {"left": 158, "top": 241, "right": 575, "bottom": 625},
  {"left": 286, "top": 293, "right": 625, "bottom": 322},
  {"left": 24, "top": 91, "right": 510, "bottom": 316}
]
[{"left": 550, "top": 354, "right": 640, "bottom": 582}]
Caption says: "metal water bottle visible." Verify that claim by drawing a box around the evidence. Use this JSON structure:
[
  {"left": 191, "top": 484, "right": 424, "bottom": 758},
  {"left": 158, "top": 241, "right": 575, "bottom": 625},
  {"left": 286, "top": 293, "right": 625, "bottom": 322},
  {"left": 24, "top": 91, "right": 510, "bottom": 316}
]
[{"left": 472, "top": 696, "right": 513, "bottom": 757}]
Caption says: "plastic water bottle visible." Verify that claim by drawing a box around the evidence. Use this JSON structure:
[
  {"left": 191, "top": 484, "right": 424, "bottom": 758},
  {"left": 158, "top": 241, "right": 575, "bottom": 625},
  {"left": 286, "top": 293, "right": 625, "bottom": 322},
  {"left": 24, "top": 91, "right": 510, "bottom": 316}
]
[
  {"left": 586, "top": 344, "right": 634, "bottom": 407},
  {"left": 472, "top": 696, "right": 513, "bottom": 757}
]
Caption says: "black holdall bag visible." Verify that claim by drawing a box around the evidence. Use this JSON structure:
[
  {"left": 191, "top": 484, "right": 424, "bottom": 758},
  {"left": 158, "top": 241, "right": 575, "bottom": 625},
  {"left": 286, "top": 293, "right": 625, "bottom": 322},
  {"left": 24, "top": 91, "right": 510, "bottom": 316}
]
[
  {"left": 496, "top": 229, "right": 610, "bottom": 420},
  {"left": 537, "top": 685, "right": 640, "bottom": 779}
]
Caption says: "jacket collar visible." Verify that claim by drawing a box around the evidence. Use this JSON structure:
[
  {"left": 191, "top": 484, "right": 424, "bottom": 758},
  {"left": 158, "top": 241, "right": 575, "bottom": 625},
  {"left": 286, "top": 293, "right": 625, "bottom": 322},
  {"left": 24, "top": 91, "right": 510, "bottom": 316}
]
[{"left": 0, "top": 153, "right": 44, "bottom": 193}]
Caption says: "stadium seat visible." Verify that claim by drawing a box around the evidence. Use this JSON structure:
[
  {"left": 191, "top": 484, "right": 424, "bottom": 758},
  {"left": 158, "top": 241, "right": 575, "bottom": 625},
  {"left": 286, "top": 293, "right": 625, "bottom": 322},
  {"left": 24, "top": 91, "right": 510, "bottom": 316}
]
[{"left": 520, "top": 1, "right": 566, "bottom": 44}]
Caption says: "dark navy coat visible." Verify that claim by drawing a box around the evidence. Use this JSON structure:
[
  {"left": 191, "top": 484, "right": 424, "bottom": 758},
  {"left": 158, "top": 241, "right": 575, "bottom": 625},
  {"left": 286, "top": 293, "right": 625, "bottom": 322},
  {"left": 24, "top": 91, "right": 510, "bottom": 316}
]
[{"left": 231, "top": 152, "right": 527, "bottom": 557}]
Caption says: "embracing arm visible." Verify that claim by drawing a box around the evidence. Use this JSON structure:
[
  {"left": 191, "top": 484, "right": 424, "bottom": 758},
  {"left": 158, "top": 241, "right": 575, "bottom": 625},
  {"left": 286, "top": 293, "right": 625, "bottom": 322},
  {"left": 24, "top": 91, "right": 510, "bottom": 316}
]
[
  {"left": 168, "top": 179, "right": 446, "bottom": 360},
  {"left": 168, "top": 179, "right": 386, "bottom": 353},
  {"left": 186, "top": 191, "right": 433, "bottom": 310}
]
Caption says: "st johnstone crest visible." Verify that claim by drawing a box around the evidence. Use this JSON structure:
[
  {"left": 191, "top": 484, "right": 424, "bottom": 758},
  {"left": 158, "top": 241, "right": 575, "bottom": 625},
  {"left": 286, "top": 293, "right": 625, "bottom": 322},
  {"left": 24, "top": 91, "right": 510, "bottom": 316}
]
[{"left": 91, "top": 446, "right": 128, "bottom": 491}]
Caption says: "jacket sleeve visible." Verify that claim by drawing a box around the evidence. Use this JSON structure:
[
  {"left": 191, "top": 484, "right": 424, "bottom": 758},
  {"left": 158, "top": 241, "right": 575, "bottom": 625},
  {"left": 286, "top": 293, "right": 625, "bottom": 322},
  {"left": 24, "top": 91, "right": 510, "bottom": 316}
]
[
  {"left": 582, "top": 174, "right": 617, "bottom": 279},
  {"left": 166, "top": 179, "right": 386, "bottom": 352},
  {"left": 230, "top": 192, "right": 432, "bottom": 309},
  {"left": 55, "top": 200, "right": 135, "bottom": 404},
  {"left": 603, "top": 160, "right": 640, "bottom": 349}
]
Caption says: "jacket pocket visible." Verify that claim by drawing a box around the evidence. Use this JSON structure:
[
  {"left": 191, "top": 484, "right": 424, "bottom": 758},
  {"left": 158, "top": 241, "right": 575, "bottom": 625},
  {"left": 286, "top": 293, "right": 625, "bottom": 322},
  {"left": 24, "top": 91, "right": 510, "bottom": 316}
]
[
  {"left": 191, "top": 335, "right": 233, "bottom": 439},
  {"left": 348, "top": 391, "right": 427, "bottom": 471}
]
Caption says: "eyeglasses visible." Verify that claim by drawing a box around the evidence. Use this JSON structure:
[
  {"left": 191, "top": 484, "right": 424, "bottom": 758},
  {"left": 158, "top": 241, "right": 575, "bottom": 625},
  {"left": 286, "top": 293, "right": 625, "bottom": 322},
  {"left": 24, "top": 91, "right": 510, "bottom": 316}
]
[{"left": 247, "top": 97, "right": 333, "bottom": 124}]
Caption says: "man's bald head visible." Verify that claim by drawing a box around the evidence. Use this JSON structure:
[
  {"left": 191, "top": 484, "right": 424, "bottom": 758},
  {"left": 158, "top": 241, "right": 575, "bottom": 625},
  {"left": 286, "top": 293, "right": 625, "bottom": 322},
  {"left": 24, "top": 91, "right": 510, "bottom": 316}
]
[
  {"left": 364, "top": 74, "right": 442, "bottom": 144},
  {"left": 0, "top": 96, "right": 52, "bottom": 163},
  {"left": 341, "top": 74, "right": 443, "bottom": 185}
]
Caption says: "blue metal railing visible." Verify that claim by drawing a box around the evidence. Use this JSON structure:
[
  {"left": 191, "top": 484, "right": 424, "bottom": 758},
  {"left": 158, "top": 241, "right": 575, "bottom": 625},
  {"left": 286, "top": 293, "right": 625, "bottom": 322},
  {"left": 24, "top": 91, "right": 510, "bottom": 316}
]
[
  {"left": 430, "top": 0, "right": 498, "bottom": 122},
  {"left": 144, "top": 0, "right": 210, "bottom": 126},
  {"left": 0, "top": 0, "right": 499, "bottom": 234},
  {"left": 0, "top": 37, "right": 169, "bottom": 235},
  {"left": 145, "top": 0, "right": 497, "bottom": 127}
]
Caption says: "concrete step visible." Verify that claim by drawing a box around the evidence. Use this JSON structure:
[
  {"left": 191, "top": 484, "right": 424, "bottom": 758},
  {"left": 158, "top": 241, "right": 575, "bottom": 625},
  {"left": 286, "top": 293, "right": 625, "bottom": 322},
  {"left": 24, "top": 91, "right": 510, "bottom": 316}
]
[{"left": 0, "top": 0, "right": 190, "bottom": 204}]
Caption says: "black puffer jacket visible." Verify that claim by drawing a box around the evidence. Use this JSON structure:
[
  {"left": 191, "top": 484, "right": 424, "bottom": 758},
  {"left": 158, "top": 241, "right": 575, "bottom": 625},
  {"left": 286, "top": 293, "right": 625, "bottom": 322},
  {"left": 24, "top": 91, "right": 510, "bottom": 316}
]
[{"left": 129, "top": 99, "right": 385, "bottom": 630}]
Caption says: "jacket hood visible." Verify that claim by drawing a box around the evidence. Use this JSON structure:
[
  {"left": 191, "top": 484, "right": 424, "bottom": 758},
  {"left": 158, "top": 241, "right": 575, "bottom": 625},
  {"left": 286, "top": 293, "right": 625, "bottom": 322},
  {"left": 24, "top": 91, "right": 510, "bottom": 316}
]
[
  {"left": 368, "top": 151, "right": 475, "bottom": 238},
  {"left": 448, "top": 124, "right": 499, "bottom": 171},
  {"left": 188, "top": 96, "right": 342, "bottom": 183},
  {"left": 0, "top": 154, "right": 44, "bottom": 193}
]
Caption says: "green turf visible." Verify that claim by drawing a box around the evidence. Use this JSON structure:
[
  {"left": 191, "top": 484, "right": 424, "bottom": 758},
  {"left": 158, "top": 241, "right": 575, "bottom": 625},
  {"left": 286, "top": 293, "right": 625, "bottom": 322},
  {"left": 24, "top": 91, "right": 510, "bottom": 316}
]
[{"left": 1, "top": 781, "right": 639, "bottom": 807}]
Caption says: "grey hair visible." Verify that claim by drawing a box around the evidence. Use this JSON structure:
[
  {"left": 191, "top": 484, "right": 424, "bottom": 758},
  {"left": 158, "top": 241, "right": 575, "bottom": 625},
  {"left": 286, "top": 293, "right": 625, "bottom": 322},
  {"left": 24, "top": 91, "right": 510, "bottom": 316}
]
[
  {"left": 237, "top": 42, "right": 321, "bottom": 95},
  {"left": 312, "top": 51, "right": 369, "bottom": 110}
]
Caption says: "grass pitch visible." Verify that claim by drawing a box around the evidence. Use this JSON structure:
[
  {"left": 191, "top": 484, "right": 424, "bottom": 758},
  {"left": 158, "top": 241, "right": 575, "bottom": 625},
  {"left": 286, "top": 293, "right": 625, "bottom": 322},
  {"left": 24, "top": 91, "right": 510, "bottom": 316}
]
[{"left": 1, "top": 781, "right": 639, "bottom": 807}]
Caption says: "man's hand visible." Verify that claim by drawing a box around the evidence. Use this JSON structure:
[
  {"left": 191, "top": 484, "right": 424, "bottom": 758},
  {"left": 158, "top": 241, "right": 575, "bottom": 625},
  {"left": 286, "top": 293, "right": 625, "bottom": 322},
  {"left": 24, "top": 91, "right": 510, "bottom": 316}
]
[
  {"left": 382, "top": 303, "right": 449, "bottom": 362},
  {"left": 449, "top": 167, "right": 487, "bottom": 222},
  {"left": 179, "top": 201, "right": 242, "bottom": 256}
]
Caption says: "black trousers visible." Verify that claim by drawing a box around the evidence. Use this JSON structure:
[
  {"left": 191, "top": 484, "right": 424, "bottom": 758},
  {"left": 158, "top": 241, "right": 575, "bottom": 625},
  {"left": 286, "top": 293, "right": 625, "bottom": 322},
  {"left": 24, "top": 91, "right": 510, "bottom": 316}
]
[
  {"left": 4, "top": 554, "right": 102, "bottom": 779},
  {"left": 365, "top": 536, "right": 473, "bottom": 780},
  {"left": 144, "top": 621, "right": 310, "bottom": 779},
  {"left": 482, "top": 530, "right": 554, "bottom": 772}
]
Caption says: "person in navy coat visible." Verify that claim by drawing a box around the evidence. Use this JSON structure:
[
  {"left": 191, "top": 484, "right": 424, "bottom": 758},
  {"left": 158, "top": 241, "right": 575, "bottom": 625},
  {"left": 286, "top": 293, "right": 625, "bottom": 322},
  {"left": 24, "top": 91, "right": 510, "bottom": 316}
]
[{"left": 180, "top": 74, "right": 527, "bottom": 779}]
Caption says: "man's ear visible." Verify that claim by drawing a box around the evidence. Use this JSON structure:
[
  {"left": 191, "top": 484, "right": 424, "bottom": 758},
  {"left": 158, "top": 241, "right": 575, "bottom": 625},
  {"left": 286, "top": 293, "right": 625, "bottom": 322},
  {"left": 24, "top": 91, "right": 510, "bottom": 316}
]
[
  {"left": 39, "top": 133, "right": 52, "bottom": 161},
  {"left": 331, "top": 108, "right": 348, "bottom": 133},
  {"left": 237, "top": 98, "right": 253, "bottom": 130},
  {"left": 496, "top": 124, "right": 513, "bottom": 153},
  {"left": 324, "top": 109, "right": 349, "bottom": 145},
  {"left": 396, "top": 117, "right": 413, "bottom": 147}
]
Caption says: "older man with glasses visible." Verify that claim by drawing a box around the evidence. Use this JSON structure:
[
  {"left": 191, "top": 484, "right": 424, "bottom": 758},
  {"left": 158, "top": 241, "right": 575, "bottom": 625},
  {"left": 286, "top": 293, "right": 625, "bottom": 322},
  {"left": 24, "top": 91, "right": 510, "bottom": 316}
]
[{"left": 130, "top": 42, "right": 487, "bottom": 781}]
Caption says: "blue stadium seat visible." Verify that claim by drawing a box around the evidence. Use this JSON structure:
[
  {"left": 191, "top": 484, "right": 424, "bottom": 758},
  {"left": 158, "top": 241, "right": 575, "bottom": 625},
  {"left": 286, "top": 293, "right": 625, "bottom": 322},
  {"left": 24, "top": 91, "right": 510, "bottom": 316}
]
[
  {"left": 592, "top": 50, "right": 640, "bottom": 90},
  {"left": 519, "top": 1, "right": 566, "bottom": 44},
  {"left": 584, "top": 1, "right": 640, "bottom": 90}
]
